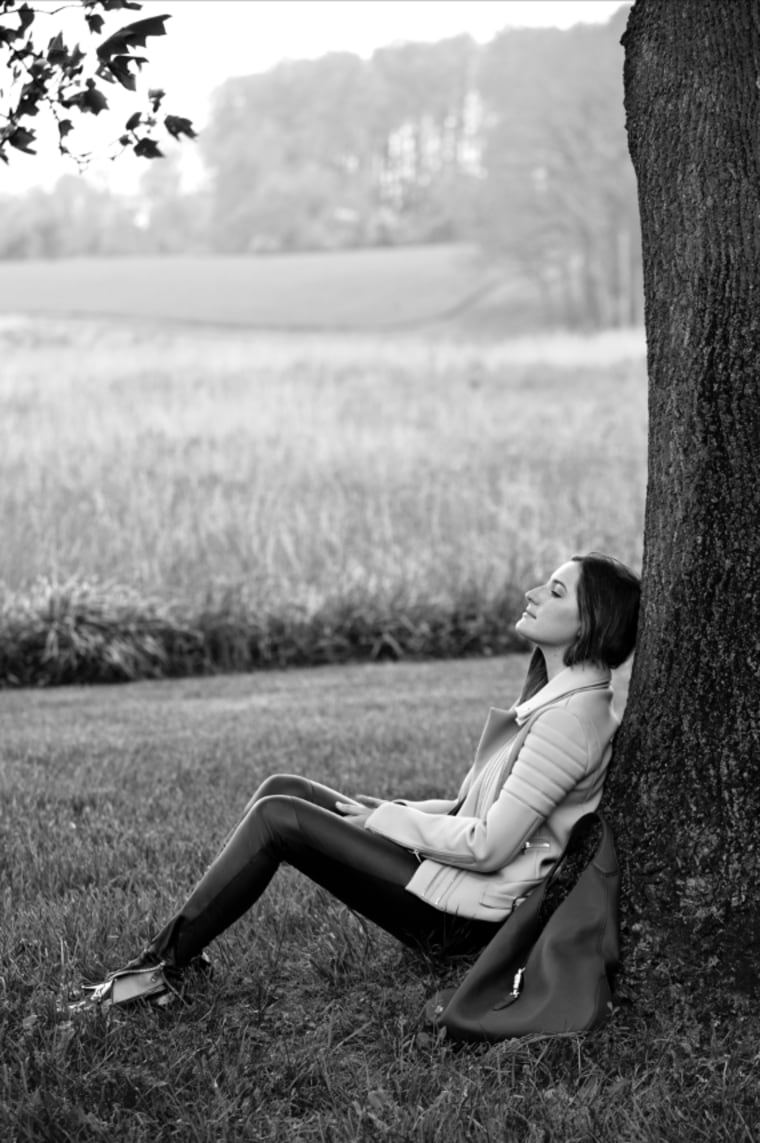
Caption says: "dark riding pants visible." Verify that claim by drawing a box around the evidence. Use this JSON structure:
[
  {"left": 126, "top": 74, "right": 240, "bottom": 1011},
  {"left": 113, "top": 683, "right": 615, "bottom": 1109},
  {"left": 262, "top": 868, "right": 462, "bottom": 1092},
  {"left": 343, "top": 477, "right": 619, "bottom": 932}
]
[{"left": 147, "top": 774, "right": 500, "bottom": 966}]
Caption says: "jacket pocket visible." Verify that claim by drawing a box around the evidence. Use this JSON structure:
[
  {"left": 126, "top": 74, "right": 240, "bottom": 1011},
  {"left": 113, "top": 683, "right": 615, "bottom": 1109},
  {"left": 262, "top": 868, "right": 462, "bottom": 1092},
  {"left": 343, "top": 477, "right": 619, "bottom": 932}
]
[
  {"left": 479, "top": 875, "right": 545, "bottom": 911},
  {"left": 421, "top": 864, "right": 461, "bottom": 909}
]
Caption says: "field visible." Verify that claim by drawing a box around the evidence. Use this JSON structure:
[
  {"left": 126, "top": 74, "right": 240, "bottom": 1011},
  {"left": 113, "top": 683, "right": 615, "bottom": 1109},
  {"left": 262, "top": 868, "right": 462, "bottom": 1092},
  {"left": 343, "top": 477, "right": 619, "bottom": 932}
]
[
  {"left": 1, "top": 263, "right": 755, "bottom": 1139},
  {"left": 0, "top": 310, "right": 647, "bottom": 682},
  {"left": 0, "top": 245, "right": 503, "bottom": 331},
  {"left": 2, "top": 655, "right": 757, "bottom": 1142}
]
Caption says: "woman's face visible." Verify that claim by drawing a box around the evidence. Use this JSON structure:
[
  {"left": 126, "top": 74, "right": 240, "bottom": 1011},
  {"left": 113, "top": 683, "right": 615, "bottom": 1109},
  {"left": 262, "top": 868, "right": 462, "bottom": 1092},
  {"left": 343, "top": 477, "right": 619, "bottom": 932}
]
[{"left": 515, "top": 560, "right": 582, "bottom": 654}]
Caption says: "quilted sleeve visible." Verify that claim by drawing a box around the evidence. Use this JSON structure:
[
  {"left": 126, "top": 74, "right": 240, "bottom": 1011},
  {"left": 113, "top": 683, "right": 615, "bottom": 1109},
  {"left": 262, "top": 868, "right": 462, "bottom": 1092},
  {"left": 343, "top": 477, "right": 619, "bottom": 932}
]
[{"left": 365, "top": 707, "right": 591, "bottom": 872}]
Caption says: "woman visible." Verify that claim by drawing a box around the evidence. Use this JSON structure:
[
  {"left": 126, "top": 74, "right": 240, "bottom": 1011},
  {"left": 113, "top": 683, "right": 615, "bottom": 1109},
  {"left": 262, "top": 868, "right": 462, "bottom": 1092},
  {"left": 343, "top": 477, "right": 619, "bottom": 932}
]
[{"left": 81, "top": 552, "right": 640, "bottom": 1010}]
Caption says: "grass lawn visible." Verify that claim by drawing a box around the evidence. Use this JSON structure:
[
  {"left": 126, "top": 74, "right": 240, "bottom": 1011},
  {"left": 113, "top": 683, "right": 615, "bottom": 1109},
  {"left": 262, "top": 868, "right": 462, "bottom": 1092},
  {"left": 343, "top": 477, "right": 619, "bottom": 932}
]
[{"left": 1, "top": 656, "right": 756, "bottom": 1142}]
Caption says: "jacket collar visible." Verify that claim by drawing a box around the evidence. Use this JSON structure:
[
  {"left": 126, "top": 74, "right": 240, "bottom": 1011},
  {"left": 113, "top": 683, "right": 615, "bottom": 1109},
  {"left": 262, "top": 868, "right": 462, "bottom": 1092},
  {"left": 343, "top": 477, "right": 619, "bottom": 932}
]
[{"left": 514, "top": 661, "right": 612, "bottom": 726}]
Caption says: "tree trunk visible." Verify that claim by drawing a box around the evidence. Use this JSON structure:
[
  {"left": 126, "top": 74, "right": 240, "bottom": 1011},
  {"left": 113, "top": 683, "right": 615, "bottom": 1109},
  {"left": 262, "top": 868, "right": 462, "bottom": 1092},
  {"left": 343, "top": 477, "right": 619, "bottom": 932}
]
[{"left": 606, "top": 0, "right": 760, "bottom": 1002}]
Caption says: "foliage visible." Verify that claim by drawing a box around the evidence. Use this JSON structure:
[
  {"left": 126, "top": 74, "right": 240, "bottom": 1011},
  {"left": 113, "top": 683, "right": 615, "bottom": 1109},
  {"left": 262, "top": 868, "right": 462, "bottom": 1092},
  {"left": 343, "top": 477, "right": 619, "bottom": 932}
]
[
  {"left": 478, "top": 9, "right": 641, "bottom": 329},
  {"left": 1, "top": 657, "right": 758, "bottom": 1140},
  {"left": 201, "top": 38, "right": 481, "bottom": 255},
  {"left": 0, "top": 173, "right": 148, "bottom": 256},
  {"left": 0, "top": 7, "right": 640, "bottom": 330},
  {"left": 0, "top": 0, "right": 195, "bottom": 168},
  {"left": 0, "top": 575, "right": 527, "bottom": 686}
]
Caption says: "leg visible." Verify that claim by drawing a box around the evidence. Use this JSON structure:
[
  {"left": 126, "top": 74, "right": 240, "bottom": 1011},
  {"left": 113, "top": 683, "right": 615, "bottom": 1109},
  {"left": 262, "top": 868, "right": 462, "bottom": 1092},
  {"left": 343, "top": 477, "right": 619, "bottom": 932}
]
[
  {"left": 147, "top": 790, "right": 498, "bottom": 967},
  {"left": 223, "top": 773, "right": 353, "bottom": 838}
]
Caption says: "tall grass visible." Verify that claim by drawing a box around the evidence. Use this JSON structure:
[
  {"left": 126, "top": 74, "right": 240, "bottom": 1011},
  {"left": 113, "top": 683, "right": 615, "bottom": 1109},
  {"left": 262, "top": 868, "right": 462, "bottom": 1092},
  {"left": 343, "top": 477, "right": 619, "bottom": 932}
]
[{"left": 0, "top": 316, "right": 647, "bottom": 682}]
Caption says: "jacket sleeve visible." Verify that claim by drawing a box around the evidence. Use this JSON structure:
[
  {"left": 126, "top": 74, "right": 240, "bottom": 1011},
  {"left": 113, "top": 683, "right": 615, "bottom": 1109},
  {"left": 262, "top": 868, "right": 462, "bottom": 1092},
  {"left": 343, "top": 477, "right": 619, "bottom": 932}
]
[
  {"left": 392, "top": 798, "right": 459, "bottom": 814},
  {"left": 365, "top": 707, "right": 591, "bottom": 872}
]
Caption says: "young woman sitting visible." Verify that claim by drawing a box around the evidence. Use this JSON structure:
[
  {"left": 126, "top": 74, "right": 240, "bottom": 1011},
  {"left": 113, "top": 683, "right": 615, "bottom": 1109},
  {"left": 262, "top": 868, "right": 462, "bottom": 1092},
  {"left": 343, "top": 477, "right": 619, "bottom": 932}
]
[{"left": 79, "top": 552, "right": 640, "bottom": 1010}]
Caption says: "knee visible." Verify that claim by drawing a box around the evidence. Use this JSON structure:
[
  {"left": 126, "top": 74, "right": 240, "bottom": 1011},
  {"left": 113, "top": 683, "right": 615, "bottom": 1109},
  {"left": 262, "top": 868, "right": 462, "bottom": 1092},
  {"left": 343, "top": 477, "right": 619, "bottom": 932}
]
[
  {"left": 249, "top": 792, "right": 300, "bottom": 847},
  {"left": 255, "top": 773, "right": 311, "bottom": 801}
]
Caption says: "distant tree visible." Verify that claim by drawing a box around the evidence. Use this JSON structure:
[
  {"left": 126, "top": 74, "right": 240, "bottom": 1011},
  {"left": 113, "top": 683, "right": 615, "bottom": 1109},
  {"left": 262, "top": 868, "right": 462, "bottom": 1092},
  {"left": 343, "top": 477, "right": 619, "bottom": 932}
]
[
  {"left": 368, "top": 36, "right": 481, "bottom": 240},
  {"left": 0, "top": 0, "right": 195, "bottom": 168},
  {"left": 606, "top": 0, "right": 760, "bottom": 1001},
  {"left": 201, "top": 55, "right": 369, "bottom": 252},
  {"left": 201, "top": 39, "right": 482, "bottom": 253},
  {"left": 478, "top": 7, "right": 642, "bottom": 329},
  {"left": 137, "top": 153, "right": 211, "bottom": 253},
  {"left": 0, "top": 173, "right": 143, "bottom": 255}
]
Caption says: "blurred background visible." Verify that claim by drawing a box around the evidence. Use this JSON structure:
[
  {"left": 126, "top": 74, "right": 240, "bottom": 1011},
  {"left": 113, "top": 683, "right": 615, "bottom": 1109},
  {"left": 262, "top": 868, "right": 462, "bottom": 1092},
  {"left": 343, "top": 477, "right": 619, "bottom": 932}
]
[
  {"left": 1, "top": 0, "right": 641, "bottom": 333},
  {"left": 0, "top": 0, "right": 648, "bottom": 683}
]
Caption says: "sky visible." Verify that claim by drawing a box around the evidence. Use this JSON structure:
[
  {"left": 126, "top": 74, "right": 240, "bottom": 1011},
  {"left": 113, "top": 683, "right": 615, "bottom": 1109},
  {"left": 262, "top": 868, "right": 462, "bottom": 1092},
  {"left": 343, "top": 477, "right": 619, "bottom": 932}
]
[{"left": 2, "top": 0, "right": 628, "bottom": 195}]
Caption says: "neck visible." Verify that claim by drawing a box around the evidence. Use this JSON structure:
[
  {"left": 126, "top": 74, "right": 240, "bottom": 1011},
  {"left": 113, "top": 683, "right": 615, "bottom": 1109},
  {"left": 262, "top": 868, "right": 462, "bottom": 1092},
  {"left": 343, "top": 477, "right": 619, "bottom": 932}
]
[{"left": 539, "top": 647, "right": 568, "bottom": 681}]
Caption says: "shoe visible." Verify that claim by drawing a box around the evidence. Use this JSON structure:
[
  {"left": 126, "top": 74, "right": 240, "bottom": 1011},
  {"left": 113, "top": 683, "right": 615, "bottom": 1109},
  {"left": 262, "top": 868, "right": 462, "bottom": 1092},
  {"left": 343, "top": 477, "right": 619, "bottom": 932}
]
[
  {"left": 68, "top": 951, "right": 212, "bottom": 1015},
  {"left": 67, "top": 963, "right": 173, "bottom": 1014},
  {"left": 120, "top": 947, "right": 213, "bottom": 989}
]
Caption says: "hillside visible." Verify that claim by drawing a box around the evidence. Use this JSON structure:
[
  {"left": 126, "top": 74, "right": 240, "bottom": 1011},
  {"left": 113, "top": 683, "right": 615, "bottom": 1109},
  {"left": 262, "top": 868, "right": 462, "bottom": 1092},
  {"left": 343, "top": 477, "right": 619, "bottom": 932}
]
[{"left": 0, "top": 244, "right": 521, "bottom": 332}]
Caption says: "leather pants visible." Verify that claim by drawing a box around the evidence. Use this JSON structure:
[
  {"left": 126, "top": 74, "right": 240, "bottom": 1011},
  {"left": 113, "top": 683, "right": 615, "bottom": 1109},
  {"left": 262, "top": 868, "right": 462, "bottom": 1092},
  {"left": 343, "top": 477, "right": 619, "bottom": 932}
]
[{"left": 146, "top": 774, "right": 500, "bottom": 967}]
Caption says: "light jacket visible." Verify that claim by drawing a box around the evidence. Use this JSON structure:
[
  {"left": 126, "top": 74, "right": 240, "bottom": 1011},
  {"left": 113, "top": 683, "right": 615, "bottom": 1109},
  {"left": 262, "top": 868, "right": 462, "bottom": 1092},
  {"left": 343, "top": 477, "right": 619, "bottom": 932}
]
[{"left": 365, "top": 662, "right": 619, "bottom": 921}]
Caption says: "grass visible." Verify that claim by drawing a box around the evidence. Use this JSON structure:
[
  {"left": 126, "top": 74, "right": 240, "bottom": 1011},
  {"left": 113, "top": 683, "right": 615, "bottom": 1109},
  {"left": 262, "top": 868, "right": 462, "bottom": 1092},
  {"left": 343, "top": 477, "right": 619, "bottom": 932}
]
[
  {"left": 0, "top": 315, "right": 646, "bottom": 682},
  {"left": 0, "top": 245, "right": 495, "bottom": 330},
  {"left": 1, "top": 656, "right": 757, "bottom": 1142}
]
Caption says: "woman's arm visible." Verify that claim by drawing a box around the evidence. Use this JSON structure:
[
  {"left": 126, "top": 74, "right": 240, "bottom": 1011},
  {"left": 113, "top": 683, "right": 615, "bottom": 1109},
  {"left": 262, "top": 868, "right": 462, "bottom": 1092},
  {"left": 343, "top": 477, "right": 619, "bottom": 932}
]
[
  {"left": 363, "top": 707, "right": 592, "bottom": 871},
  {"left": 336, "top": 794, "right": 458, "bottom": 828},
  {"left": 388, "top": 797, "right": 459, "bottom": 814}
]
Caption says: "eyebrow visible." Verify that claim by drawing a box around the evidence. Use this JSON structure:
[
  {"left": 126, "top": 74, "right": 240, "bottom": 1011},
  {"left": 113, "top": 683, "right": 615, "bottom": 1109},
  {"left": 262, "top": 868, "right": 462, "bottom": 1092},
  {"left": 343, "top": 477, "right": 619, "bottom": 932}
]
[{"left": 551, "top": 578, "right": 567, "bottom": 591}]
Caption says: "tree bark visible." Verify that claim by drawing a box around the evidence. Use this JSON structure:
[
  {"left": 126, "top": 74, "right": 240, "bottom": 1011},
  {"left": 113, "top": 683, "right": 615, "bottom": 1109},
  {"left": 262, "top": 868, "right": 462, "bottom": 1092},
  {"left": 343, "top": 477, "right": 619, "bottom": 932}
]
[{"left": 606, "top": 0, "right": 760, "bottom": 1002}]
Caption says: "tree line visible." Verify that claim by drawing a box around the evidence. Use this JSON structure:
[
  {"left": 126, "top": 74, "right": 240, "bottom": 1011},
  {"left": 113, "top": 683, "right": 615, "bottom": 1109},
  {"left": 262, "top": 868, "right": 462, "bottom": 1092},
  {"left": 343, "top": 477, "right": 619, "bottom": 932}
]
[{"left": 0, "top": 6, "right": 641, "bottom": 329}]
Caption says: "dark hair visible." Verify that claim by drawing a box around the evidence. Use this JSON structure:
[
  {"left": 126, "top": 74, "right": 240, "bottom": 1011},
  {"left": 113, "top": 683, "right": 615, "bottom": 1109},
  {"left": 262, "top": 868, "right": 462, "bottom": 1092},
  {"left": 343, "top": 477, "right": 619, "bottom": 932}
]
[
  {"left": 565, "top": 553, "right": 640, "bottom": 670},
  {"left": 518, "top": 553, "right": 640, "bottom": 702}
]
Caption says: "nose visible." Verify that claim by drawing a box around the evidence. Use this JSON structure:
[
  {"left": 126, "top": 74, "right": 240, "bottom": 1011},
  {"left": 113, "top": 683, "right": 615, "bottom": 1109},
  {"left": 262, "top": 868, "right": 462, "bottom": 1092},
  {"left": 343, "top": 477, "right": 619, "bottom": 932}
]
[{"left": 525, "top": 587, "right": 538, "bottom": 604}]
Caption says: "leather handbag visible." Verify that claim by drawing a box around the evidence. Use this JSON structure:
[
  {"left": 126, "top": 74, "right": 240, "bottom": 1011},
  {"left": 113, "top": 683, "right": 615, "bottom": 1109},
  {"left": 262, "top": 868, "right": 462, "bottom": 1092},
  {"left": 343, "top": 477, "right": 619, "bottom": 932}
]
[{"left": 425, "top": 812, "right": 620, "bottom": 1041}]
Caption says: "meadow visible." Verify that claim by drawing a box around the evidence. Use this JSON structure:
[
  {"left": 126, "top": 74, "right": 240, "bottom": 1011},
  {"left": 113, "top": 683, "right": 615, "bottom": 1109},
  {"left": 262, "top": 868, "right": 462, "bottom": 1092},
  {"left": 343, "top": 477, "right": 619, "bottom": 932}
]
[
  {"left": 0, "top": 246, "right": 496, "bottom": 331},
  {"left": 1, "top": 282, "right": 754, "bottom": 1139},
  {"left": 0, "top": 313, "right": 646, "bottom": 683},
  {"left": 2, "top": 655, "right": 757, "bottom": 1142}
]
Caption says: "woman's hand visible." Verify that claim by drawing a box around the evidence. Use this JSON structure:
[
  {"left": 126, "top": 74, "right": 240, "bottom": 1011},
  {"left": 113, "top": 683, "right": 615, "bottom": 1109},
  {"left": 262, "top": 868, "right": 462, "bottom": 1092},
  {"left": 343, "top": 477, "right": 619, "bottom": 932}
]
[{"left": 335, "top": 798, "right": 379, "bottom": 828}]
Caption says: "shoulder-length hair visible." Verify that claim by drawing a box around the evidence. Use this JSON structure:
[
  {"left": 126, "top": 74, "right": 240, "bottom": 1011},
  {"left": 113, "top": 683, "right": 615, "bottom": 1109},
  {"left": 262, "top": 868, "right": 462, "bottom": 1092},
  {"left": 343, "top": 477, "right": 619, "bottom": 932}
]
[{"left": 519, "top": 553, "right": 641, "bottom": 702}]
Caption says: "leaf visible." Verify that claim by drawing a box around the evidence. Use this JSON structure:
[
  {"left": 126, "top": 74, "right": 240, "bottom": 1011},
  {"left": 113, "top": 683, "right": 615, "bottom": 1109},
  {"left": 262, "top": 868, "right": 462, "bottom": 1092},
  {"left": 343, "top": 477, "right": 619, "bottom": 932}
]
[
  {"left": 100, "top": 53, "right": 146, "bottom": 90},
  {"left": 0, "top": 26, "right": 19, "bottom": 46},
  {"left": 16, "top": 4, "right": 35, "bottom": 34},
  {"left": 58, "top": 118, "right": 73, "bottom": 138},
  {"left": 134, "top": 136, "right": 163, "bottom": 159},
  {"left": 47, "top": 31, "right": 68, "bottom": 65},
  {"left": 82, "top": 85, "right": 109, "bottom": 114},
  {"left": 86, "top": 88, "right": 109, "bottom": 115},
  {"left": 64, "top": 43, "right": 86, "bottom": 74},
  {"left": 85, "top": 13, "right": 105, "bottom": 35},
  {"left": 96, "top": 15, "right": 170, "bottom": 63},
  {"left": 148, "top": 87, "right": 165, "bottom": 113},
  {"left": 99, "top": 0, "right": 143, "bottom": 9},
  {"left": 164, "top": 114, "right": 196, "bottom": 141},
  {"left": 125, "top": 110, "right": 141, "bottom": 131},
  {"left": 8, "top": 126, "right": 36, "bottom": 153},
  {"left": 17, "top": 90, "right": 41, "bottom": 116}
]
